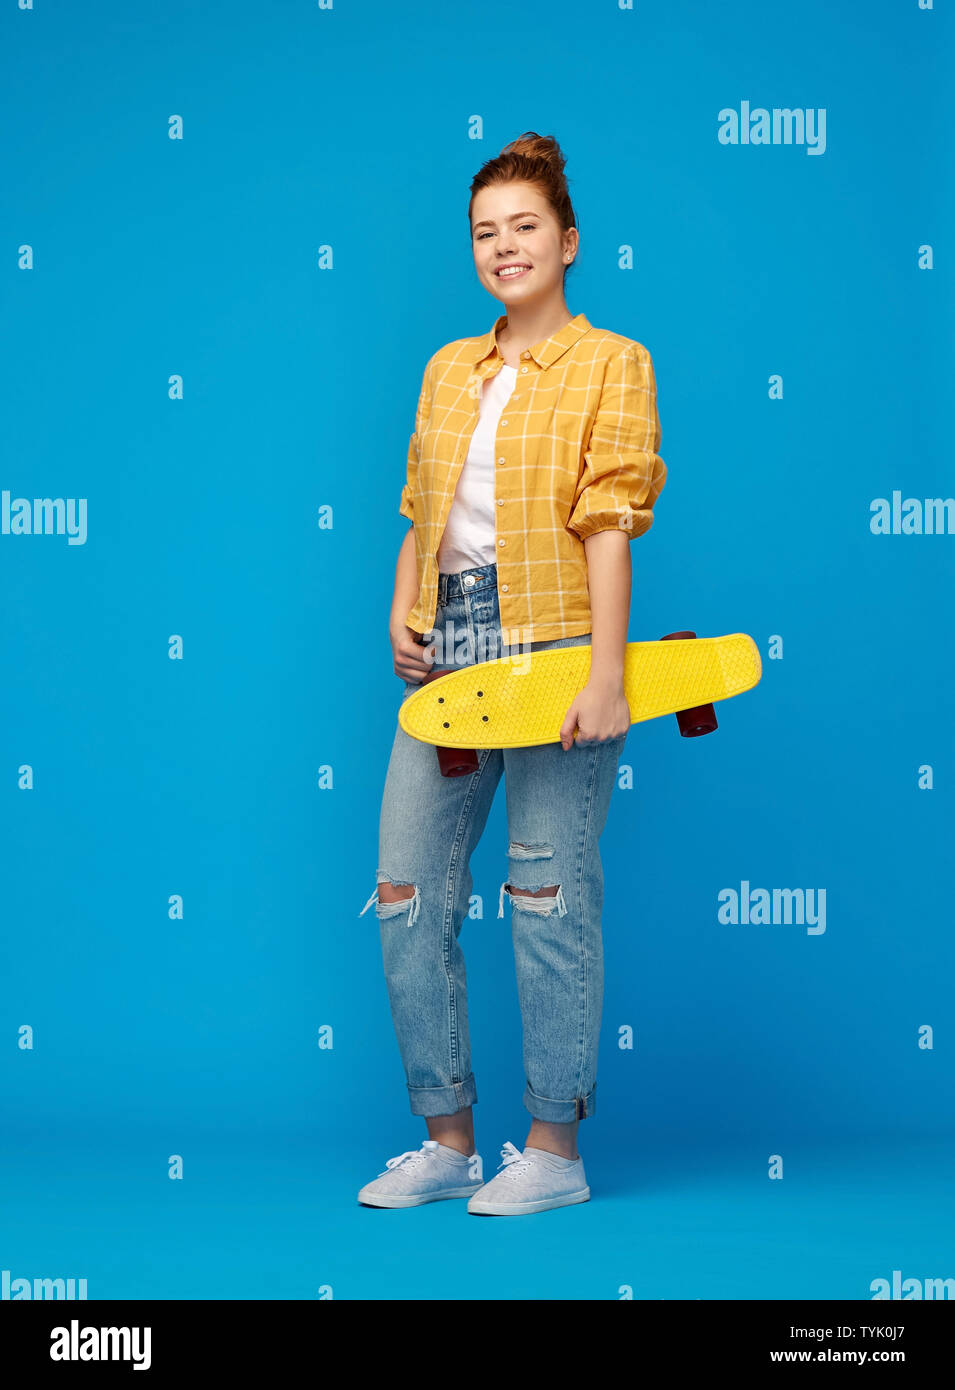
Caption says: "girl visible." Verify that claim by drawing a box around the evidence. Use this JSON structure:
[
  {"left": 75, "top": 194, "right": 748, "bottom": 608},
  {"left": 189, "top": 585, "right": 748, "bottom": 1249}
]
[{"left": 358, "top": 132, "right": 666, "bottom": 1216}]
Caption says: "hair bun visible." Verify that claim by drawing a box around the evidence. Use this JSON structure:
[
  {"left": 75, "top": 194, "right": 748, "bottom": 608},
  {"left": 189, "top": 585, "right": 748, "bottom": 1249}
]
[{"left": 500, "top": 131, "right": 566, "bottom": 174}]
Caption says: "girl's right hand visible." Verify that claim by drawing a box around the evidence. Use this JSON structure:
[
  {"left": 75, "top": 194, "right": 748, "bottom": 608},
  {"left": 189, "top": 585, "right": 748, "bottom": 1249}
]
[{"left": 390, "top": 625, "right": 436, "bottom": 684}]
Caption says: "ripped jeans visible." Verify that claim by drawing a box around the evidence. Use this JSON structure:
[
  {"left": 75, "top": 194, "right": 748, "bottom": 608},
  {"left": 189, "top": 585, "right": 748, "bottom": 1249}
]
[{"left": 359, "top": 561, "right": 627, "bottom": 1124}]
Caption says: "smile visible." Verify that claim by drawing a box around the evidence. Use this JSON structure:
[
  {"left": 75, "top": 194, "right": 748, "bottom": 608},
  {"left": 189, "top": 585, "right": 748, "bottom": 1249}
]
[{"left": 495, "top": 265, "right": 532, "bottom": 279}]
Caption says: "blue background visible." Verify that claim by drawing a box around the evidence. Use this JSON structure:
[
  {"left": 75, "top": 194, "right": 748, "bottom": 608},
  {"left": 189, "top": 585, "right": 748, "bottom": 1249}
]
[{"left": 2, "top": 0, "right": 953, "bottom": 1300}]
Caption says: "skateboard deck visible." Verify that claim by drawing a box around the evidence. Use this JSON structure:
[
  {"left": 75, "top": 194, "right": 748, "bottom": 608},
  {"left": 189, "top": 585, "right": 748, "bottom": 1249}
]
[{"left": 398, "top": 633, "right": 761, "bottom": 750}]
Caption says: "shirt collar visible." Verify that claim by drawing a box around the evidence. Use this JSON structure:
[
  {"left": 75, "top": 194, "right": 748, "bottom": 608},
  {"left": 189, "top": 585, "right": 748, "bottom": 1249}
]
[{"left": 473, "top": 311, "right": 592, "bottom": 370}]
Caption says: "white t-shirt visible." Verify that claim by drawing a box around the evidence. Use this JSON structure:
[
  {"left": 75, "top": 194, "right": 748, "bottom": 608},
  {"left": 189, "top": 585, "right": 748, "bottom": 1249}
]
[{"left": 436, "top": 364, "right": 517, "bottom": 573}]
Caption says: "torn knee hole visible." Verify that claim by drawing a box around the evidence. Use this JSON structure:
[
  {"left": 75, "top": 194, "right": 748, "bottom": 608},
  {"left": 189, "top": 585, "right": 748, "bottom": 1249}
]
[
  {"left": 377, "top": 882, "right": 417, "bottom": 903},
  {"left": 359, "top": 876, "right": 421, "bottom": 925},
  {"left": 498, "top": 881, "right": 567, "bottom": 917}
]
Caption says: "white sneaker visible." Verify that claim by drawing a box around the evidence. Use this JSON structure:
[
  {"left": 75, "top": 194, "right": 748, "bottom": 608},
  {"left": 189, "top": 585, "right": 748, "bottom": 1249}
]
[
  {"left": 467, "top": 1141, "right": 590, "bottom": 1216},
  {"left": 358, "top": 1139, "right": 484, "bottom": 1208}
]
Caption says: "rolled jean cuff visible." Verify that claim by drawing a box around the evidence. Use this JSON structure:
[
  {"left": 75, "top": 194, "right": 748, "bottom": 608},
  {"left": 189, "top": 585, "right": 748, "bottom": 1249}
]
[
  {"left": 523, "top": 1081, "right": 596, "bottom": 1123},
  {"left": 407, "top": 1074, "right": 478, "bottom": 1117}
]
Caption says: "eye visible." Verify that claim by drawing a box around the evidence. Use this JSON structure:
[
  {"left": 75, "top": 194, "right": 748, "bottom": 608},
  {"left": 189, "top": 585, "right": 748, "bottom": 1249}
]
[{"left": 476, "top": 223, "right": 537, "bottom": 241}]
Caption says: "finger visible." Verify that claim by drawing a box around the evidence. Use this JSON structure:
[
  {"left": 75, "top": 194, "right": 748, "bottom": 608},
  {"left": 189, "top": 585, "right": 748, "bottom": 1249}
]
[
  {"left": 399, "top": 655, "right": 434, "bottom": 677},
  {"left": 399, "top": 640, "right": 435, "bottom": 671},
  {"left": 396, "top": 647, "right": 439, "bottom": 682},
  {"left": 397, "top": 659, "right": 433, "bottom": 682}
]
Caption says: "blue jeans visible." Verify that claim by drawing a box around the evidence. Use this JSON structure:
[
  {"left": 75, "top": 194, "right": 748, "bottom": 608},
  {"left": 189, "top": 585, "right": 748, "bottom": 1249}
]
[{"left": 359, "top": 561, "right": 627, "bottom": 1124}]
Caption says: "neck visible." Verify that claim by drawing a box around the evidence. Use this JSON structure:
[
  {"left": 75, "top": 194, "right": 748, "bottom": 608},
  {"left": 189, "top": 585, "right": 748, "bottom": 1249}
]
[{"left": 498, "top": 298, "right": 573, "bottom": 355}]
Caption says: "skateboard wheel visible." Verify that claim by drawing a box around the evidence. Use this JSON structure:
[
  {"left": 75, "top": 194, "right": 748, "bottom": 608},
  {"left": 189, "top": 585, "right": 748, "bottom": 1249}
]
[
  {"left": 659, "top": 630, "right": 719, "bottom": 737},
  {"left": 436, "top": 745, "right": 480, "bottom": 777},
  {"left": 675, "top": 707, "right": 718, "bottom": 737}
]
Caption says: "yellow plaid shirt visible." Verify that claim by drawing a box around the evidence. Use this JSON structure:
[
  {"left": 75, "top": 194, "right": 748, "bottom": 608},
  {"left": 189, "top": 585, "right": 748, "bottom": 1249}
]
[{"left": 400, "top": 311, "right": 666, "bottom": 644}]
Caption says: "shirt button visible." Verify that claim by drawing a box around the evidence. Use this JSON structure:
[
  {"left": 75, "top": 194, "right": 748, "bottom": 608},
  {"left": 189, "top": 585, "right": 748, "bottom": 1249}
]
[
  {"left": 496, "top": 498, "right": 504, "bottom": 505},
  {"left": 501, "top": 584, "right": 509, "bottom": 592},
  {"left": 498, "top": 457, "right": 505, "bottom": 464},
  {"left": 500, "top": 419, "right": 507, "bottom": 426},
  {"left": 521, "top": 351, "right": 530, "bottom": 359},
  {"left": 498, "top": 538, "right": 505, "bottom": 547},
  {"left": 520, "top": 366, "right": 528, "bottom": 373}
]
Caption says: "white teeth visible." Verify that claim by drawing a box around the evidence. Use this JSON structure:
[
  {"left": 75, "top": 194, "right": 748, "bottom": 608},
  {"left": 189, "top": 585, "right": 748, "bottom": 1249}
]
[{"left": 497, "top": 265, "right": 529, "bottom": 277}]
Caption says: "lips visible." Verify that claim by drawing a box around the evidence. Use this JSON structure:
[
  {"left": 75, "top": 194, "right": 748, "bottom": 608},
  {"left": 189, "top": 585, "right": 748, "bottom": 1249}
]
[{"left": 495, "top": 264, "right": 532, "bottom": 279}]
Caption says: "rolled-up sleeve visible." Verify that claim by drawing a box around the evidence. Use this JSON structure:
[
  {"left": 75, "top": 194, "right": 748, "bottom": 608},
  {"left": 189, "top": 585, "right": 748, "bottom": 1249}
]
[
  {"left": 566, "top": 343, "right": 667, "bottom": 542},
  {"left": 400, "top": 354, "right": 435, "bottom": 523}
]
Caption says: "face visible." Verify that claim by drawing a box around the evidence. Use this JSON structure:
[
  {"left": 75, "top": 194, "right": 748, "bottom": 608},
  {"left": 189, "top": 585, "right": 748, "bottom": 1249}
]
[{"left": 470, "top": 181, "right": 577, "bottom": 304}]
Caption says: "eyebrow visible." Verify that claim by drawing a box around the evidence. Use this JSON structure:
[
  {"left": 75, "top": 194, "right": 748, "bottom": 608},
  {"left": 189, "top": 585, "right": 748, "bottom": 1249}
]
[{"left": 472, "top": 210, "right": 541, "bottom": 231}]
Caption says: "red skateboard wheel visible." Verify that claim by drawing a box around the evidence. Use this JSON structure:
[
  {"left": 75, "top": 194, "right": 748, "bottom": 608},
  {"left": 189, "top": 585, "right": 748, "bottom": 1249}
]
[
  {"left": 659, "top": 630, "right": 719, "bottom": 737},
  {"left": 436, "top": 746, "right": 480, "bottom": 777}
]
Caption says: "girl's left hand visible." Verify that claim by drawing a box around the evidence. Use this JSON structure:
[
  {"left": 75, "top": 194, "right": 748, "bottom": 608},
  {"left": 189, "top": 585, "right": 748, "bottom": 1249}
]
[{"left": 559, "top": 678, "right": 631, "bottom": 750}]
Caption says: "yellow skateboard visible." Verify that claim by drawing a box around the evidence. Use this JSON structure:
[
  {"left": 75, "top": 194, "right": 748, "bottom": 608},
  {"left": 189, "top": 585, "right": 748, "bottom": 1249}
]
[{"left": 399, "top": 630, "right": 761, "bottom": 773}]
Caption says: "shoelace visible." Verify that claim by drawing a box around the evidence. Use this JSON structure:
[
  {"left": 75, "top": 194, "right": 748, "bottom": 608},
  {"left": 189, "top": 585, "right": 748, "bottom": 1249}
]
[
  {"left": 377, "top": 1146, "right": 432, "bottom": 1178},
  {"left": 496, "top": 1140, "right": 535, "bottom": 1178}
]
